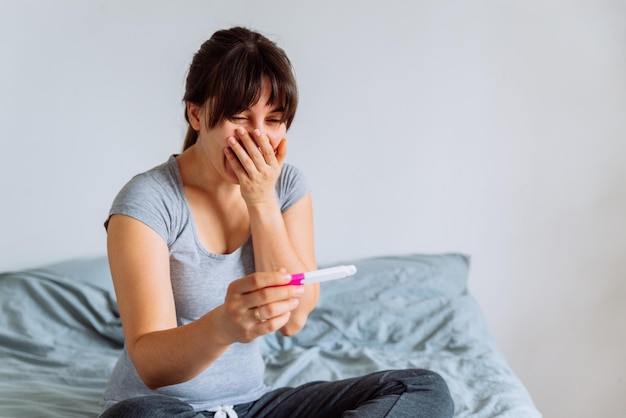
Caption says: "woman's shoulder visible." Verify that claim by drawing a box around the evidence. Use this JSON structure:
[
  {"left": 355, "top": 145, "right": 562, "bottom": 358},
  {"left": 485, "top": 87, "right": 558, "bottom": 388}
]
[
  {"left": 106, "top": 156, "right": 185, "bottom": 243},
  {"left": 109, "top": 156, "right": 185, "bottom": 224},
  {"left": 278, "top": 162, "right": 307, "bottom": 185},
  {"left": 117, "top": 156, "right": 182, "bottom": 202},
  {"left": 276, "top": 163, "right": 310, "bottom": 212}
]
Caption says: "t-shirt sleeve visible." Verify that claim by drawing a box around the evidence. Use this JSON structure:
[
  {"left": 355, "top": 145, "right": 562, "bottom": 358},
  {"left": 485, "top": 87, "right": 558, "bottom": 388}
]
[
  {"left": 104, "top": 169, "right": 180, "bottom": 246},
  {"left": 276, "top": 163, "right": 311, "bottom": 213}
]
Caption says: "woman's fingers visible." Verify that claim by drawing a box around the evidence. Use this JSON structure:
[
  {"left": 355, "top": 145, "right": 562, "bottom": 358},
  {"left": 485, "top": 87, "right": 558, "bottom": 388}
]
[
  {"left": 253, "top": 297, "right": 300, "bottom": 323},
  {"left": 228, "top": 128, "right": 278, "bottom": 169},
  {"left": 239, "top": 128, "right": 275, "bottom": 164},
  {"left": 225, "top": 136, "right": 256, "bottom": 174},
  {"left": 252, "top": 310, "right": 292, "bottom": 334},
  {"left": 274, "top": 137, "right": 287, "bottom": 165},
  {"left": 220, "top": 271, "right": 303, "bottom": 343},
  {"left": 225, "top": 270, "right": 303, "bottom": 318},
  {"left": 229, "top": 270, "right": 291, "bottom": 294},
  {"left": 247, "top": 297, "right": 299, "bottom": 338},
  {"left": 224, "top": 128, "right": 286, "bottom": 205}
]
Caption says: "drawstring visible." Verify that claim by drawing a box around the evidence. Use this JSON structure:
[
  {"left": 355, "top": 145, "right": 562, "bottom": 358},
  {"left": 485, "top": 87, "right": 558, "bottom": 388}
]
[{"left": 209, "top": 405, "right": 238, "bottom": 418}]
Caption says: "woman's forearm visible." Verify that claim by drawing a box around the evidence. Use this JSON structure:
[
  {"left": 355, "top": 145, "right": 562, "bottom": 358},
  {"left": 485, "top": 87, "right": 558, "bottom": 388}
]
[
  {"left": 246, "top": 197, "right": 319, "bottom": 334},
  {"left": 127, "top": 307, "right": 232, "bottom": 390},
  {"left": 247, "top": 200, "right": 307, "bottom": 271}
]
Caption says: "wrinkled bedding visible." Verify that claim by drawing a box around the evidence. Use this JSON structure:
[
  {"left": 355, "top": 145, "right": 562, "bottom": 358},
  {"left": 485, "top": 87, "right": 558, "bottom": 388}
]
[{"left": 0, "top": 254, "right": 541, "bottom": 417}]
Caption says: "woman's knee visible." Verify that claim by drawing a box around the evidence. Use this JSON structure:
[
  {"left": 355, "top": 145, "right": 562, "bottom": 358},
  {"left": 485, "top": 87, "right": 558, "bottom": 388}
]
[
  {"left": 406, "top": 369, "right": 450, "bottom": 391},
  {"left": 380, "top": 369, "right": 454, "bottom": 411}
]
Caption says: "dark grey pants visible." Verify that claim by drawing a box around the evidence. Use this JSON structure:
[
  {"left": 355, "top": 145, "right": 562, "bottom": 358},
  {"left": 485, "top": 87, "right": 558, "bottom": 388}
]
[{"left": 100, "top": 369, "right": 454, "bottom": 418}]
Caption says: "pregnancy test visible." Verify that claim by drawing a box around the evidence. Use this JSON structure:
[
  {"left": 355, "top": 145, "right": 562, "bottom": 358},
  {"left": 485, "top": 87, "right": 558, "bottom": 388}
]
[{"left": 289, "top": 265, "right": 357, "bottom": 285}]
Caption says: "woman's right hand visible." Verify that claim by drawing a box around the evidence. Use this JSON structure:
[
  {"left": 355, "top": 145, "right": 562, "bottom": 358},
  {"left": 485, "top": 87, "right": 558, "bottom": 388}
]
[{"left": 215, "top": 269, "right": 305, "bottom": 344}]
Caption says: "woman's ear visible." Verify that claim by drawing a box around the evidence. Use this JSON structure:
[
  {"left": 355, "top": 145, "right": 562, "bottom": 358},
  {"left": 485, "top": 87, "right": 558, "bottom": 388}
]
[{"left": 186, "top": 102, "right": 203, "bottom": 131}]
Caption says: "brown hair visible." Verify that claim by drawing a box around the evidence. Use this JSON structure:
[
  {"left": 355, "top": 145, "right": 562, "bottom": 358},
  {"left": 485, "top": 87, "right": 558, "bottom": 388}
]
[{"left": 182, "top": 27, "right": 298, "bottom": 151}]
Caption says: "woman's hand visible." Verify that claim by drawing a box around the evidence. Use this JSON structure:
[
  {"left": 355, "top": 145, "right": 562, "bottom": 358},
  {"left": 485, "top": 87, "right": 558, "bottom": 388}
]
[
  {"left": 224, "top": 127, "right": 287, "bottom": 205},
  {"left": 215, "top": 269, "right": 305, "bottom": 344}
]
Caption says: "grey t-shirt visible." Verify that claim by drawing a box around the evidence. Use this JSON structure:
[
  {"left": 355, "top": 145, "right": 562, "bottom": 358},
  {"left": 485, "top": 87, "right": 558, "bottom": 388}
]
[{"left": 102, "top": 155, "right": 310, "bottom": 412}]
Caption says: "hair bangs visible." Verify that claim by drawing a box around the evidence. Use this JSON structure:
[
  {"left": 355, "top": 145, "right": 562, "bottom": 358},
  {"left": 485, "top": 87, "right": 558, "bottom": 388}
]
[
  {"left": 266, "top": 67, "right": 298, "bottom": 129},
  {"left": 207, "top": 43, "right": 297, "bottom": 129}
]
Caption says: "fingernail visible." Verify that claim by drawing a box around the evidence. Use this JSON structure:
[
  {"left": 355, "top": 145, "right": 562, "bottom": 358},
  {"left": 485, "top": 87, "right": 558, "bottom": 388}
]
[
  {"left": 293, "top": 286, "right": 305, "bottom": 295},
  {"left": 291, "top": 298, "right": 300, "bottom": 308},
  {"left": 278, "top": 269, "right": 290, "bottom": 281}
]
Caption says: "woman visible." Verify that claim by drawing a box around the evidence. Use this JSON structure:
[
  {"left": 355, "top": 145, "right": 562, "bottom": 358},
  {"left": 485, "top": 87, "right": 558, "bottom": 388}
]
[{"left": 101, "top": 27, "right": 454, "bottom": 418}]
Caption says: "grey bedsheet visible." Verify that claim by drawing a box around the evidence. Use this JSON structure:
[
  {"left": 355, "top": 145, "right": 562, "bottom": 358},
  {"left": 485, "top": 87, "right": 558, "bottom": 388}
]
[
  {"left": 0, "top": 254, "right": 541, "bottom": 417},
  {"left": 262, "top": 254, "right": 541, "bottom": 417}
]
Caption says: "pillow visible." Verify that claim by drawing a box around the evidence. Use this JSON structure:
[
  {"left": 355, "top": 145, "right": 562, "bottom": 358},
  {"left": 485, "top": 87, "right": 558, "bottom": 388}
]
[
  {"left": 31, "top": 256, "right": 115, "bottom": 297},
  {"left": 0, "top": 256, "right": 123, "bottom": 351}
]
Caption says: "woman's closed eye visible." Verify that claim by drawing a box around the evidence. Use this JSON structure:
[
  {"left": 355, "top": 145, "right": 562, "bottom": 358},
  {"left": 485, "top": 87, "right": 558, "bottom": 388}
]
[
  {"left": 229, "top": 112, "right": 284, "bottom": 127},
  {"left": 266, "top": 112, "right": 285, "bottom": 125}
]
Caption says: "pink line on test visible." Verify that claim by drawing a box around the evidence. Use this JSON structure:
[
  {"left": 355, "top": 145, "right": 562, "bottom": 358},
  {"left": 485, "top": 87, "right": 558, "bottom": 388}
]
[{"left": 289, "top": 273, "right": 305, "bottom": 286}]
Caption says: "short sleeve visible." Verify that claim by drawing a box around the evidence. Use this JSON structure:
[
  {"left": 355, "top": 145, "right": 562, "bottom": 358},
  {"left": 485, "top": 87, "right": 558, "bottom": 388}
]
[
  {"left": 104, "top": 159, "right": 184, "bottom": 246},
  {"left": 275, "top": 164, "right": 310, "bottom": 213}
]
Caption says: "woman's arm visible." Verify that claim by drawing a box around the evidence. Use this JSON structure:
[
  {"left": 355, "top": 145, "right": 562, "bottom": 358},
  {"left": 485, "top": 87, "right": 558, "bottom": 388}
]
[
  {"left": 107, "top": 214, "right": 302, "bottom": 389},
  {"left": 225, "top": 129, "right": 319, "bottom": 336},
  {"left": 247, "top": 192, "right": 319, "bottom": 335}
]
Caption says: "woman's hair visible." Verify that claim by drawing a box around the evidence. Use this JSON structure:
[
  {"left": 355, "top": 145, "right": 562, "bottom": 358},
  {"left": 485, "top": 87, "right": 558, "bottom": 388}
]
[{"left": 182, "top": 27, "right": 298, "bottom": 150}]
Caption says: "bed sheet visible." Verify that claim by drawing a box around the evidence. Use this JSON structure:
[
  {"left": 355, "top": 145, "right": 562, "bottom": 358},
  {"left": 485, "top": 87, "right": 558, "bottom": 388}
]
[
  {"left": 0, "top": 254, "right": 541, "bottom": 417},
  {"left": 0, "top": 257, "right": 122, "bottom": 417},
  {"left": 263, "top": 254, "right": 541, "bottom": 417}
]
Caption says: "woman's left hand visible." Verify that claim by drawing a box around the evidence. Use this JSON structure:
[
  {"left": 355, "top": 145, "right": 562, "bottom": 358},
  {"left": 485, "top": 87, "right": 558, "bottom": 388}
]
[{"left": 225, "top": 127, "right": 287, "bottom": 205}]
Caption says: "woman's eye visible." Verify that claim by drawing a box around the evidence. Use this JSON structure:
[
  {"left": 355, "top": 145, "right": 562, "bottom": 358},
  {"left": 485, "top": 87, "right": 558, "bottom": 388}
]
[
  {"left": 231, "top": 115, "right": 246, "bottom": 122},
  {"left": 267, "top": 115, "right": 284, "bottom": 125}
]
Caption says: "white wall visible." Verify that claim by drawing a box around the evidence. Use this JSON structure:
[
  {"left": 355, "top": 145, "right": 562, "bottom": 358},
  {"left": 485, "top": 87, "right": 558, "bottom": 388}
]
[{"left": 1, "top": 1, "right": 625, "bottom": 417}]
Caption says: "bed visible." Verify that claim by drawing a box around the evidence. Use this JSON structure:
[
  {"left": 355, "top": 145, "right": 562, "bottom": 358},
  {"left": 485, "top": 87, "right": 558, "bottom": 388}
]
[{"left": 0, "top": 253, "right": 541, "bottom": 417}]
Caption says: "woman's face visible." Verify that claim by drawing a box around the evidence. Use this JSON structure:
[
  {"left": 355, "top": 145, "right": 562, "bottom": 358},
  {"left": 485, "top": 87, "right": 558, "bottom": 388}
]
[{"left": 192, "top": 78, "right": 287, "bottom": 183}]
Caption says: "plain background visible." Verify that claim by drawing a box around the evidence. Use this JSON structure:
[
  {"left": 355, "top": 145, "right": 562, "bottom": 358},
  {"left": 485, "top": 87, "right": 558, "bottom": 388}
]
[{"left": 1, "top": 1, "right": 624, "bottom": 417}]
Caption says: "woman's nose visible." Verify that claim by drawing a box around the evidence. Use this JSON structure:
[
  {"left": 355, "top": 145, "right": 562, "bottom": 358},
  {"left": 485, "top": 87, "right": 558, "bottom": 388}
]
[{"left": 250, "top": 119, "right": 265, "bottom": 134}]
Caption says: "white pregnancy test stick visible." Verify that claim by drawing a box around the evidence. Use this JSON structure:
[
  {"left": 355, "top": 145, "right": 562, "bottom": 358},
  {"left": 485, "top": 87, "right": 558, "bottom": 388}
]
[{"left": 288, "top": 265, "right": 357, "bottom": 285}]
